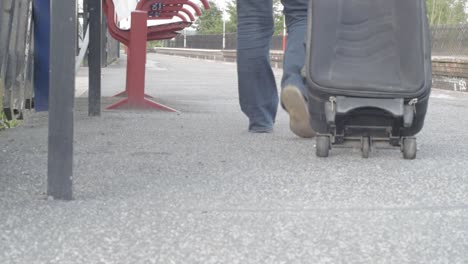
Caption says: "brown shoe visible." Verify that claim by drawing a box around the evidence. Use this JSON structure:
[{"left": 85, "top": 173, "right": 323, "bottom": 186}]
[{"left": 281, "top": 85, "right": 316, "bottom": 138}]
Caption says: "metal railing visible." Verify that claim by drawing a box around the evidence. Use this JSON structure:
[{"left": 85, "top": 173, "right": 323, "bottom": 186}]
[
  {"left": 79, "top": 6, "right": 120, "bottom": 67},
  {"left": 0, "top": 1, "right": 120, "bottom": 121}
]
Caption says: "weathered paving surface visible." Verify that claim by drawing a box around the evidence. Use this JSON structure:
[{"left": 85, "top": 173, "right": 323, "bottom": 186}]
[{"left": 1, "top": 54, "right": 467, "bottom": 263}]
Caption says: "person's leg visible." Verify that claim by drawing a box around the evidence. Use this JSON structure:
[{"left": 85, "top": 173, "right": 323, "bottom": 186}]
[
  {"left": 237, "top": 0, "right": 277, "bottom": 133},
  {"left": 280, "top": 0, "right": 315, "bottom": 138}
]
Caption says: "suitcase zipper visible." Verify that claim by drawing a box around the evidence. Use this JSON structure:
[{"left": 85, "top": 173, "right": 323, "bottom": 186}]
[{"left": 329, "top": 96, "right": 337, "bottom": 112}]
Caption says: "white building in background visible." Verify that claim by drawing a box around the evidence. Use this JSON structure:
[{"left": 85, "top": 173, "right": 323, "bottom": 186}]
[
  {"left": 78, "top": 0, "right": 137, "bottom": 20},
  {"left": 111, "top": 0, "right": 138, "bottom": 29},
  {"left": 78, "top": 0, "right": 137, "bottom": 29}
]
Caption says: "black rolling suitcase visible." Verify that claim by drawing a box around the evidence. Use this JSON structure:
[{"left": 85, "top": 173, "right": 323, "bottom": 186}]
[{"left": 304, "top": 0, "right": 432, "bottom": 159}]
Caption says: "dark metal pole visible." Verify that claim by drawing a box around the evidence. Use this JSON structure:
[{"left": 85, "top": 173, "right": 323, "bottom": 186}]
[
  {"left": 82, "top": 0, "right": 89, "bottom": 31},
  {"left": 47, "top": 0, "right": 76, "bottom": 200},
  {"left": 101, "top": 13, "right": 107, "bottom": 67},
  {"left": 88, "top": 0, "right": 101, "bottom": 116}
]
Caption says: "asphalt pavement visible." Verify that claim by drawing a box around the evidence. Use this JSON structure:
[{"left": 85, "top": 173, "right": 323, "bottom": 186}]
[{"left": 0, "top": 54, "right": 467, "bottom": 263}]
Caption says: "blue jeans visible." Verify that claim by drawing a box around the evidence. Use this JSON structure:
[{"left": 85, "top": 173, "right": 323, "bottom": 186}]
[{"left": 237, "top": 0, "right": 309, "bottom": 131}]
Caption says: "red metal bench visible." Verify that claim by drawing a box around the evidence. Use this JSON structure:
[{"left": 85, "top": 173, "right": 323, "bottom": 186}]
[{"left": 102, "top": 0, "right": 209, "bottom": 110}]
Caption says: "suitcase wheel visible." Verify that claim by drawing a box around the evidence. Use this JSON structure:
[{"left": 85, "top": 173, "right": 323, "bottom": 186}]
[
  {"left": 316, "top": 135, "right": 331, "bottom": 158},
  {"left": 402, "top": 137, "right": 417, "bottom": 160}
]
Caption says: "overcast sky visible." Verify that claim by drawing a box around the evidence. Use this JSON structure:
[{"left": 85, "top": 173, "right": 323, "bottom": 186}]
[{"left": 213, "top": 0, "right": 229, "bottom": 9}]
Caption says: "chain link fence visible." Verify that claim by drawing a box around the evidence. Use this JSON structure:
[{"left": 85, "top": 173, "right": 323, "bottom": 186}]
[
  {"left": 163, "top": 33, "right": 283, "bottom": 51},
  {"left": 431, "top": 25, "right": 468, "bottom": 57},
  {"left": 162, "top": 25, "right": 468, "bottom": 57}
]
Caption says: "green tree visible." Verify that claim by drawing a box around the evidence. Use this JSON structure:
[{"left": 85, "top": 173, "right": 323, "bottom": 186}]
[
  {"left": 225, "top": 1, "right": 237, "bottom": 33},
  {"left": 194, "top": 1, "right": 223, "bottom": 34},
  {"left": 273, "top": 0, "right": 286, "bottom": 35},
  {"left": 427, "top": 0, "right": 468, "bottom": 25},
  {"left": 224, "top": 0, "right": 286, "bottom": 35}
]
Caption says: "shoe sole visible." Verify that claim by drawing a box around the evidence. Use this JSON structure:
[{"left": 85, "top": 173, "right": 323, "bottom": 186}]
[{"left": 281, "top": 86, "right": 316, "bottom": 138}]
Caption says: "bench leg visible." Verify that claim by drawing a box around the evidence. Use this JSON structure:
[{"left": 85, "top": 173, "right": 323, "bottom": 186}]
[
  {"left": 106, "top": 11, "right": 177, "bottom": 112},
  {"left": 106, "top": 97, "right": 178, "bottom": 112}
]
